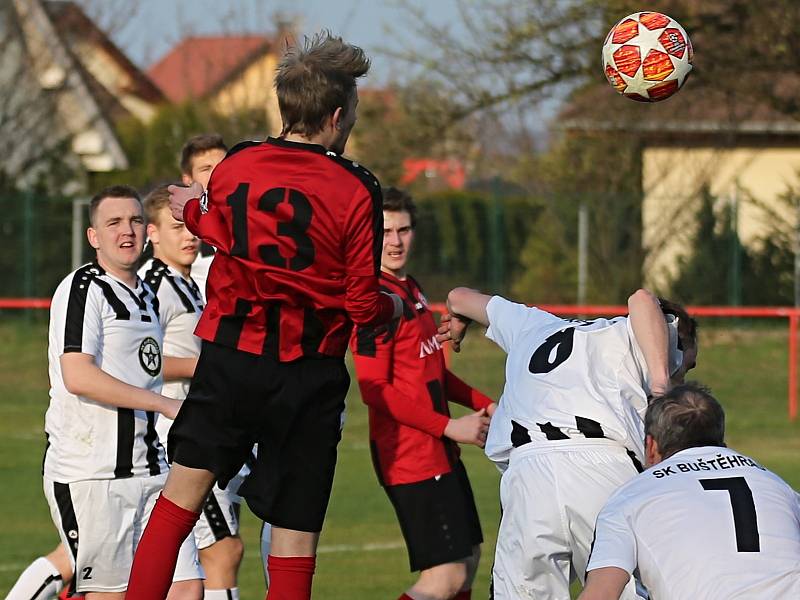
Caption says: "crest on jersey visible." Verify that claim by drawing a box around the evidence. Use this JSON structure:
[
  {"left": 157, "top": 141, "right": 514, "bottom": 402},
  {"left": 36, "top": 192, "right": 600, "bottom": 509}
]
[
  {"left": 138, "top": 337, "right": 162, "bottom": 376},
  {"left": 199, "top": 190, "right": 209, "bottom": 214}
]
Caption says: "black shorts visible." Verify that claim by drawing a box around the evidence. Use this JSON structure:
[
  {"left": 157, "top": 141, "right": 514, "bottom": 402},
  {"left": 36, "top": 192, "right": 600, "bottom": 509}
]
[
  {"left": 384, "top": 460, "right": 483, "bottom": 572},
  {"left": 169, "top": 340, "right": 349, "bottom": 532}
]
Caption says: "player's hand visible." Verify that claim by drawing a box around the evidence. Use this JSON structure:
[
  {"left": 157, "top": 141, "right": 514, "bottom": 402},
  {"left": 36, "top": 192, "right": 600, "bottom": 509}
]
[
  {"left": 444, "top": 408, "right": 491, "bottom": 448},
  {"left": 486, "top": 402, "right": 497, "bottom": 417},
  {"left": 168, "top": 182, "right": 203, "bottom": 222},
  {"left": 159, "top": 397, "right": 183, "bottom": 420},
  {"left": 436, "top": 313, "right": 471, "bottom": 353}
]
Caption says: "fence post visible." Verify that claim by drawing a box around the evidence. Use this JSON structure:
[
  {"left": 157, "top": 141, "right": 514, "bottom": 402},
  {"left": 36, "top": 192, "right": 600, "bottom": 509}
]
[{"left": 790, "top": 312, "right": 798, "bottom": 421}]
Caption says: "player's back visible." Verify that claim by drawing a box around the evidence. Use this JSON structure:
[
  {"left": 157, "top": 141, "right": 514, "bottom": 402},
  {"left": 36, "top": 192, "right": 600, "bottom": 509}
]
[
  {"left": 484, "top": 297, "right": 653, "bottom": 467},
  {"left": 188, "top": 138, "right": 384, "bottom": 360},
  {"left": 604, "top": 446, "right": 800, "bottom": 599}
]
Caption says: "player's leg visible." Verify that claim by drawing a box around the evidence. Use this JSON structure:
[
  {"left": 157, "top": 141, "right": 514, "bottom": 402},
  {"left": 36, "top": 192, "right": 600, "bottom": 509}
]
[
  {"left": 5, "top": 543, "right": 71, "bottom": 600},
  {"left": 241, "top": 355, "right": 350, "bottom": 600},
  {"left": 492, "top": 449, "right": 572, "bottom": 600},
  {"left": 126, "top": 465, "right": 215, "bottom": 599},
  {"left": 388, "top": 461, "right": 484, "bottom": 600},
  {"left": 193, "top": 486, "right": 244, "bottom": 599}
]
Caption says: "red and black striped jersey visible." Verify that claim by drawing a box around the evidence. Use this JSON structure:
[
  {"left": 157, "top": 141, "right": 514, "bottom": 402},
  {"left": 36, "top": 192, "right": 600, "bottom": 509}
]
[
  {"left": 183, "top": 137, "right": 396, "bottom": 360},
  {"left": 350, "top": 272, "right": 493, "bottom": 486}
]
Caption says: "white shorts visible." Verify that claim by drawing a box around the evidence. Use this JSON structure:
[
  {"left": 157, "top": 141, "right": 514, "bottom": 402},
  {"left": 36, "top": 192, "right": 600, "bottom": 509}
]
[
  {"left": 44, "top": 474, "right": 203, "bottom": 594},
  {"left": 492, "top": 439, "right": 642, "bottom": 600},
  {"left": 194, "top": 482, "right": 241, "bottom": 550}
]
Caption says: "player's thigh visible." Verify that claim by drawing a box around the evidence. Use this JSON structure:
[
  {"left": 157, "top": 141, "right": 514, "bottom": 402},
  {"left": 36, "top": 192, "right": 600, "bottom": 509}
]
[
  {"left": 493, "top": 452, "right": 572, "bottom": 599},
  {"left": 385, "top": 461, "right": 482, "bottom": 574},
  {"left": 168, "top": 341, "right": 261, "bottom": 487},
  {"left": 242, "top": 356, "right": 350, "bottom": 532}
]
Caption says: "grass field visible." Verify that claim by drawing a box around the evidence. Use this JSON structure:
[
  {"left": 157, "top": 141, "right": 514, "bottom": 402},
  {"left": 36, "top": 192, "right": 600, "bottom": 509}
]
[{"left": 1, "top": 315, "right": 799, "bottom": 598}]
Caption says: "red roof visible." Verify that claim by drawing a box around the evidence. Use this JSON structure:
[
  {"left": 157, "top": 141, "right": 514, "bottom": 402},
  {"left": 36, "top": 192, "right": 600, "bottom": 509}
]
[{"left": 148, "top": 36, "right": 272, "bottom": 103}]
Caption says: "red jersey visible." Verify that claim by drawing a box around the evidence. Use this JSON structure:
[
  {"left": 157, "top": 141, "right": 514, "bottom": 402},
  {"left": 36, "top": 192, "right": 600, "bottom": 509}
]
[
  {"left": 183, "top": 138, "right": 396, "bottom": 360},
  {"left": 350, "top": 272, "right": 492, "bottom": 486}
]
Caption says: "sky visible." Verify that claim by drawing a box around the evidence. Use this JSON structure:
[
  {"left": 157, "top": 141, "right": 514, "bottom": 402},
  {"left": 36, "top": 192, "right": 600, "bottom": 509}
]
[{"left": 87, "top": 0, "right": 462, "bottom": 84}]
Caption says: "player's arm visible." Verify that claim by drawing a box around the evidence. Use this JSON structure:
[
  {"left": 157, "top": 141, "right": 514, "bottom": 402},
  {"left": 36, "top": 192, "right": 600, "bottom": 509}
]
[
  {"left": 344, "top": 190, "right": 402, "bottom": 326},
  {"left": 446, "top": 287, "right": 491, "bottom": 326},
  {"left": 171, "top": 182, "right": 231, "bottom": 252},
  {"left": 627, "top": 288, "right": 670, "bottom": 395},
  {"left": 162, "top": 356, "right": 198, "bottom": 381},
  {"left": 352, "top": 330, "right": 489, "bottom": 446},
  {"left": 60, "top": 353, "right": 181, "bottom": 419},
  {"left": 445, "top": 370, "right": 495, "bottom": 415},
  {"left": 577, "top": 568, "right": 630, "bottom": 600}
]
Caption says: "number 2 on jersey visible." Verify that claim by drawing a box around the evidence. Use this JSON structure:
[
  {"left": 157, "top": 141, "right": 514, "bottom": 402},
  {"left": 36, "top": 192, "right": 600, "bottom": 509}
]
[
  {"left": 227, "top": 183, "right": 315, "bottom": 271},
  {"left": 700, "top": 476, "right": 760, "bottom": 552}
]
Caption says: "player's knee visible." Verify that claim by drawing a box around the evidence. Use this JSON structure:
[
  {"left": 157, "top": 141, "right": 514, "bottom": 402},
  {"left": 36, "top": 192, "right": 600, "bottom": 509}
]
[{"left": 415, "top": 562, "right": 468, "bottom": 600}]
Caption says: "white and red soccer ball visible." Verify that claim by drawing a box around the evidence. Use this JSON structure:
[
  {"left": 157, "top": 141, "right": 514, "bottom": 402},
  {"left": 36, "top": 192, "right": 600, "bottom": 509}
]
[{"left": 602, "top": 11, "right": 693, "bottom": 102}]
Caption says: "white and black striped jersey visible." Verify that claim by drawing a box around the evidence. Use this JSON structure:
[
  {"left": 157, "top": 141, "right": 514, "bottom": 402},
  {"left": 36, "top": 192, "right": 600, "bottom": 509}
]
[
  {"left": 483, "top": 296, "right": 682, "bottom": 470},
  {"left": 190, "top": 247, "right": 215, "bottom": 301},
  {"left": 44, "top": 262, "right": 167, "bottom": 482},
  {"left": 588, "top": 446, "right": 800, "bottom": 599},
  {"left": 139, "top": 258, "right": 203, "bottom": 403}
]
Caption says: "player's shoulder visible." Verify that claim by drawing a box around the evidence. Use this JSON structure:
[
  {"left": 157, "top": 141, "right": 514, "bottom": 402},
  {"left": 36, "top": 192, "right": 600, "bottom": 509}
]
[
  {"left": 322, "top": 151, "right": 381, "bottom": 190},
  {"left": 139, "top": 257, "right": 170, "bottom": 292},
  {"left": 225, "top": 140, "right": 263, "bottom": 160}
]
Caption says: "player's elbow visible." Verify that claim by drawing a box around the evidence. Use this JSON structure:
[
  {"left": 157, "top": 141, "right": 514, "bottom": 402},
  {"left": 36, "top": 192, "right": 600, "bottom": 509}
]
[
  {"left": 61, "top": 366, "right": 86, "bottom": 396},
  {"left": 447, "top": 287, "right": 473, "bottom": 316},
  {"left": 628, "top": 288, "right": 657, "bottom": 312}
]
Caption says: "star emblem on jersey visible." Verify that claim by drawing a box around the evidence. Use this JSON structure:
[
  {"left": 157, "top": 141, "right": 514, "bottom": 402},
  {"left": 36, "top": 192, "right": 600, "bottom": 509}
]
[
  {"left": 199, "top": 190, "right": 209, "bottom": 214},
  {"left": 138, "top": 337, "right": 162, "bottom": 376}
]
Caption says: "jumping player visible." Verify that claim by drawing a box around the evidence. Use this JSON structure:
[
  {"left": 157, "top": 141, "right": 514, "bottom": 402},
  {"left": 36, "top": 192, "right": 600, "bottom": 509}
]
[
  {"left": 43, "top": 185, "right": 202, "bottom": 599},
  {"left": 127, "top": 32, "right": 402, "bottom": 600},
  {"left": 351, "top": 188, "right": 494, "bottom": 600},
  {"left": 438, "top": 288, "right": 697, "bottom": 599},
  {"left": 580, "top": 383, "right": 800, "bottom": 600},
  {"left": 139, "top": 185, "right": 246, "bottom": 600}
]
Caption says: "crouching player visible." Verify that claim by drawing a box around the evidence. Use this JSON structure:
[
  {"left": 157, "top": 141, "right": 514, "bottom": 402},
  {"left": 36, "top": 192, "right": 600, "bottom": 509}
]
[
  {"left": 43, "top": 185, "right": 202, "bottom": 599},
  {"left": 350, "top": 188, "right": 495, "bottom": 600}
]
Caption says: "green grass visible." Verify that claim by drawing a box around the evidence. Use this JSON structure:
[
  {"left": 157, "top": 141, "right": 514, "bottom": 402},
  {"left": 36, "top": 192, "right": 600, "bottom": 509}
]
[{"left": 1, "top": 316, "right": 798, "bottom": 598}]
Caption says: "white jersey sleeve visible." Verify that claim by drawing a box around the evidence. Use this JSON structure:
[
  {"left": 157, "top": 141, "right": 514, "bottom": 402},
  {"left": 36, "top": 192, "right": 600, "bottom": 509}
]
[
  {"left": 586, "top": 490, "right": 638, "bottom": 574},
  {"left": 485, "top": 296, "right": 561, "bottom": 353}
]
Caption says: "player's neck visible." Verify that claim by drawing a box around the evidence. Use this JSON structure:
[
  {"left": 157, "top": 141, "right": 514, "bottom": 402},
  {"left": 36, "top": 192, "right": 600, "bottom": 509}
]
[
  {"left": 155, "top": 254, "right": 191, "bottom": 278},
  {"left": 282, "top": 132, "right": 328, "bottom": 147},
  {"left": 96, "top": 256, "right": 137, "bottom": 288},
  {"left": 381, "top": 265, "right": 407, "bottom": 280}
]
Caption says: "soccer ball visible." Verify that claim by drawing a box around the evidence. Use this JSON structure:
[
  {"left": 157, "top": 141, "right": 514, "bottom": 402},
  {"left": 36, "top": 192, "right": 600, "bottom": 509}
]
[{"left": 602, "top": 11, "right": 693, "bottom": 102}]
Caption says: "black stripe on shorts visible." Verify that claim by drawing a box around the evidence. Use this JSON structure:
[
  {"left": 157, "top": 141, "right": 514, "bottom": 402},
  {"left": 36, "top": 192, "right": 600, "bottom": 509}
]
[
  {"left": 53, "top": 482, "right": 78, "bottom": 596},
  {"left": 203, "top": 491, "right": 233, "bottom": 541}
]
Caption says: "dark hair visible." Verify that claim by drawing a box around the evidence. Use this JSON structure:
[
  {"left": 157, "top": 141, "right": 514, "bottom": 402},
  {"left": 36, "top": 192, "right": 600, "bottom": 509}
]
[
  {"left": 179, "top": 134, "right": 228, "bottom": 175},
  {"left": 89, "top": 185, "right": 141, "bottom": 226},
  {"left": 645, "top": 382, "right": 725, "bottom": 458},
  {"left": 143, "top": 183, "right": 178, "bottom": 226},
  {"left": 382, "top": 187, "right": 417, "bottom": 228},
  {"left": 275, "top": 31, "right": 370, "bottom": 137},
  {"left": 659, "top": 297, "right": 698, "bottom": 353}
]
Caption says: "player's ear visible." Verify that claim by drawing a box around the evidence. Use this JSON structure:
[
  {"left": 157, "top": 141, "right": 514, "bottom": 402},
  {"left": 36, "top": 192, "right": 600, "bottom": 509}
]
[
  {"left": 146, "top": 222, "right": 159, "bottom": 244},
  {"left": 331, "top": 106, "right": 344, "bottom": 131},
  {"left": 645, "top": 435, "right": 662, "bottom": 467},
  {"left": 86, "top": 226, "right": 100, "bottom": 250},
  {"left": 181, "top": 173, "right": 192, "bottom": 186}
]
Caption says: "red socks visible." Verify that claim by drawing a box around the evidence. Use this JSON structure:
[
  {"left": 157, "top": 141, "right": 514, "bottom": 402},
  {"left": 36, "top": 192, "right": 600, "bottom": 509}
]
[
  {"left": 397, "top": 595, "right": 414, "bottom": 600},
  {"left": 265, "top": 555, "right": 316, "bottom": 600},
  {"left": 125, "top": 494, "right": 200, "bottom": 599}
]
